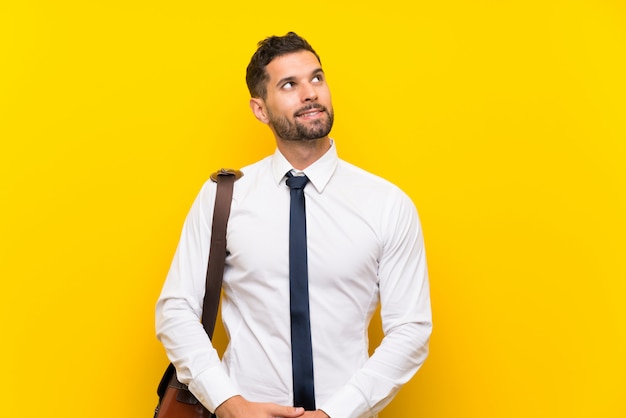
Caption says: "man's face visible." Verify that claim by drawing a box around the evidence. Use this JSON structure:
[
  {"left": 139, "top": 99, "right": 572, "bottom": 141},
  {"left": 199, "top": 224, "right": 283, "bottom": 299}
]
[{"left": 257, "top": 50, "right": 334, "bottom": 142}]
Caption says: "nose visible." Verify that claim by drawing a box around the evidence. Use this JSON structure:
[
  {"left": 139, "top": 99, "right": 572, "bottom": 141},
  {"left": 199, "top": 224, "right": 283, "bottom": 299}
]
[{"left": 301, "top": 82, "right": 318, "bottom": 102}]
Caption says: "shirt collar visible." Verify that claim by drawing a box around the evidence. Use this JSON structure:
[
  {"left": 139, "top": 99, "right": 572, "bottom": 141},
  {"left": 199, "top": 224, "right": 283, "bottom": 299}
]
[{"left": 271, "top": 139, "right": 338, "bottom": 193}]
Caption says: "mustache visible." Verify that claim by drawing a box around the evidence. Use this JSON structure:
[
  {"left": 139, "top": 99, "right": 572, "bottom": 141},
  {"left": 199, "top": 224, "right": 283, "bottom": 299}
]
[{"left": 294, "top": 104, "right": 327, "bottom": 117}]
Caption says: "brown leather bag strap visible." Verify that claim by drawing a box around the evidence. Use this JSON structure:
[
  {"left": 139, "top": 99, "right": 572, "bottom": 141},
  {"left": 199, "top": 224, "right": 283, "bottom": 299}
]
[{"left": 202, "top": 168, "right": 243, "bottom": 339}]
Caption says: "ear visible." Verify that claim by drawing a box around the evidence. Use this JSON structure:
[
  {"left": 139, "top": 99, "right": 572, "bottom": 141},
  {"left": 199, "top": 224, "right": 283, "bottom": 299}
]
[{"left": 249, "top": 98, "right": 269, "bottom": 124}]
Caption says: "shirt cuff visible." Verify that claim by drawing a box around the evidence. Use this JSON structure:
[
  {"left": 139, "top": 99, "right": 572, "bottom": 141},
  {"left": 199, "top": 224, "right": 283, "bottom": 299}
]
[
  {"left": 188, "top": 364, "right": 240, "bottom": 413},
  {"left": 319, "top": 384, "right": 370, "bottom": 418}
]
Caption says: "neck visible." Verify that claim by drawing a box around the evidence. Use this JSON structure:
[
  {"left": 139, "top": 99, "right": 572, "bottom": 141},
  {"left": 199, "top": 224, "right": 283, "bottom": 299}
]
[{"left": 276, "top": 137, "right": 331, "bottom": 170}]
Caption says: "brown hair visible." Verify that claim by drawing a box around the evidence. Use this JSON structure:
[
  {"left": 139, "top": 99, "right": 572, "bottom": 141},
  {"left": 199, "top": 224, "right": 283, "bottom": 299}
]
[{"left": 246, "top": 32, "right": 321, "bottom": 99}]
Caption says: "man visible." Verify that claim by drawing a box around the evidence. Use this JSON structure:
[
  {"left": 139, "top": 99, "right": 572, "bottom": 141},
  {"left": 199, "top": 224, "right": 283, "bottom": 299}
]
[{"left": 156, "top": 32, "right": 432, "bottom": 418}]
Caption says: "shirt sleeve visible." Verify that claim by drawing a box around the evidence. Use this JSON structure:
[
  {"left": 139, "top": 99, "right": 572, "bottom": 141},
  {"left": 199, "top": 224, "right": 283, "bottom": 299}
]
[
  {"left": 320, "top": 189, "right": 432, "bottom": 418},
  {"left": 155, "top": 179, "right": 240, "bottom": 413}
]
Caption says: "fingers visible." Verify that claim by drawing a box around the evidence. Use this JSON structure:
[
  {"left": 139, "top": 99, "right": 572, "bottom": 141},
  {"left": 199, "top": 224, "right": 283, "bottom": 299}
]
[
  {"left": 268, "top": 405, "right": 305, "bottom": 417},
  {"left": 301, "top": 410, "right": 330, "bottom": 417},
  {"left": 214, "top": 395, "right": 305, "bottom": 418}
]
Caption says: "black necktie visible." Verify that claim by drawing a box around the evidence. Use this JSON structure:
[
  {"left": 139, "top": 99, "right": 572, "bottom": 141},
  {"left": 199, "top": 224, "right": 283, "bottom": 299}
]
[{"left": 286, "top": 172, "right": 316, "bottom": 410}]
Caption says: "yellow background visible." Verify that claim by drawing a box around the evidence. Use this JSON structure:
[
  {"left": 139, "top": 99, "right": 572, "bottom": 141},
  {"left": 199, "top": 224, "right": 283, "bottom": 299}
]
[{"left": 1, "top": 1, "right": 625, "bottom": 417}]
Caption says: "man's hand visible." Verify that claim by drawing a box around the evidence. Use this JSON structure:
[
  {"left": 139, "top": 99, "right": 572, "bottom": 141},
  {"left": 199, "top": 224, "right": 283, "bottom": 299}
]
[
  {"left": 302, "top": 410, "right": 330, "bottom": 418},
  {"left": 214, "top": 395, "right": 305, "bottom": 418}
]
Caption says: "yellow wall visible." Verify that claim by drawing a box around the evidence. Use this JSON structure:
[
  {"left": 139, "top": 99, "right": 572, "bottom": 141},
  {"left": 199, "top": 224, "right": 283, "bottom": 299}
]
[{"left": 1, "top": 1, "right": 624, "bottom": 417}]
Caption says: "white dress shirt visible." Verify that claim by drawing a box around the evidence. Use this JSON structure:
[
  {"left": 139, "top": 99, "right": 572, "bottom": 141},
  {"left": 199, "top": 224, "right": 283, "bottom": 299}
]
[{"left": 156, "top": 141, "right": 432, "bottom": 418}]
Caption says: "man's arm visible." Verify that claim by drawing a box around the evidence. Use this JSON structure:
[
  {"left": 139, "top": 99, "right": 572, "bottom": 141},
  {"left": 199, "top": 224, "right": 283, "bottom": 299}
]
[
  {"left": 156, "top": 180, "right": 240, "bottom": 412},
  {"left": 319, "top": 189, "right": 432, "bottom": 417}
]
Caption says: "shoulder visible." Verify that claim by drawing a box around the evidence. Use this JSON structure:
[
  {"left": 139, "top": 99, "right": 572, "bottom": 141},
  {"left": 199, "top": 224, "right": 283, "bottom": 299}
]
[
  {"left": 239, "top": 155, "right": 272, "bottom": 178},
  {"left": 328, "top": 159, "right": 419, "bottom": 234},
  {"left": 335, "top": 159, "right": 411, "bottom": 203},
  {"left": 200, "top": 156, "right": 273, "bottom": 193}
]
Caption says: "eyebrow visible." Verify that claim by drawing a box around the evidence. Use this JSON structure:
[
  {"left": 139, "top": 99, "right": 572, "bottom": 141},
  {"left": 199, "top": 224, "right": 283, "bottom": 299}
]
[{"left": 275, "top": 67, "right": 325, "bottom": 88}]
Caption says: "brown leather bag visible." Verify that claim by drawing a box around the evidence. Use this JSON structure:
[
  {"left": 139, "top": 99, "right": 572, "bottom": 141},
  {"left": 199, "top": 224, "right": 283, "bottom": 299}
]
[
  {"left": 154, "top": 169, "right": 242, "bottom": 418},
  {"left": 155, "top": 365, "right": 214, "bottom": 417}
]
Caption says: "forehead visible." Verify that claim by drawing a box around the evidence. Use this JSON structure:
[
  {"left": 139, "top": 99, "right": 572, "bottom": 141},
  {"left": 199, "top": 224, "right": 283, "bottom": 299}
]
[{"left": 265, "top": 50, "right": 322, "bottom": 82}]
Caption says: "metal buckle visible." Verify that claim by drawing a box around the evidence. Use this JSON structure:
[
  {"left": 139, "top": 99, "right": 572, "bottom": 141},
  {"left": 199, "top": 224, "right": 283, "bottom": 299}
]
[{"left": 210, "top": 168, "right": 243, "bottom": 182}]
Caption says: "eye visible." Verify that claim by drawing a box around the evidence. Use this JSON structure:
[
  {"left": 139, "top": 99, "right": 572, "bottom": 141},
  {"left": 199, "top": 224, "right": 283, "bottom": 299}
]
[
  {"left": 282, "top": 81, "right": 295, "bottom": 89},
  {"left": 312, "top": 74, "right": 323, "bottom": 83}
]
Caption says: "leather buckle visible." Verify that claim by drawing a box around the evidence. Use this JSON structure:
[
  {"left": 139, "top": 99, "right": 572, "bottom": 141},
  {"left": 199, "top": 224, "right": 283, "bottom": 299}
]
[{"left": 210, "top": 168, "right": 243, "bottom": 182}]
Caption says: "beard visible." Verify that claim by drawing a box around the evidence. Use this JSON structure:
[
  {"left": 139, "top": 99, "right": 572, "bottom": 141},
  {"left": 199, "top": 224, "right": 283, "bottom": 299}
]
[{"left": 268, "top": 104, "right": 334, "bottom": 141}]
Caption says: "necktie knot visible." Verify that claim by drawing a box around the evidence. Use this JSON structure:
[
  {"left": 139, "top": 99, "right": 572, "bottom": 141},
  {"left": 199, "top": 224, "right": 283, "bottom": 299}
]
[{"left": 286, "top": 173, "right": 309, "bottom": 190}]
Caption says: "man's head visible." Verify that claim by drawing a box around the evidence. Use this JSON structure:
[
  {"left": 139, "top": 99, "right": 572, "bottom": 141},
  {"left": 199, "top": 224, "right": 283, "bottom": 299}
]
[
  {"left": 246, "top": 32, "right": 321, "bottom": 100},
  {"left": 247, "top": 32, "right": 334, "bottom": 143}
]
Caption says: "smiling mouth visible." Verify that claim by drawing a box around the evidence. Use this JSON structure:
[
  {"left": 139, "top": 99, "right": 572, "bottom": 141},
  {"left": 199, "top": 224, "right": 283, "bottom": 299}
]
[
  {"left": 295, "top": 106, "right": 325, "bottom": 119},
  {"left": 298, "top": 110, "right": 321, "bottom": 118}
]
